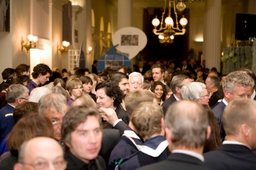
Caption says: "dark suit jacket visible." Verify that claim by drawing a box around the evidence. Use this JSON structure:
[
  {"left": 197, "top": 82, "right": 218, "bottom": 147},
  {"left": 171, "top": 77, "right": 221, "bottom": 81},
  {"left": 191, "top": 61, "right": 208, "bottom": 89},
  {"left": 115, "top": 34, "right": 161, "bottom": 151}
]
[
  {"left": 0, "top": 104, "right": 15, "bottom": 142},
  {"left": 136, "top": 153, "right": 210, "bottom": 170},
  {"left": 64, "top": 150, "right": 106, "bottom": 170},
  {"left": 162, "top": 94, "right": 177, "bottom": 115},
  {"left": 212, "top": 101, "right": 226, "bottom": 141},
  {"left": 100, "top": 129, "right": 120, "bottom": 166},
  {"left": 204, "top": 144, "right": 256, "bottom": 170},
  {"left": 209, "top": 88, "right": 224, "bottom": 108}
]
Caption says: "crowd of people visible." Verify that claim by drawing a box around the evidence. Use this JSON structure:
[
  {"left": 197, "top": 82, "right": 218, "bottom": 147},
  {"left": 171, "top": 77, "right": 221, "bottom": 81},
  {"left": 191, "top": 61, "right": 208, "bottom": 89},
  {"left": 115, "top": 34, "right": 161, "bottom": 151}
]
[{"left": 0, "top": 59, "right": 256, "bottom": 170}]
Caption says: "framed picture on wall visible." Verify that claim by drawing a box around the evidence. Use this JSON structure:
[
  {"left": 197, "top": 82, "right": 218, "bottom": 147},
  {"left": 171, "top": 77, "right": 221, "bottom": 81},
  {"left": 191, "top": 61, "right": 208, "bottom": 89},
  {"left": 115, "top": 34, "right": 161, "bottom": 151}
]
[{"left": 0, "top": 0, "right": 10, "bottom": 32}]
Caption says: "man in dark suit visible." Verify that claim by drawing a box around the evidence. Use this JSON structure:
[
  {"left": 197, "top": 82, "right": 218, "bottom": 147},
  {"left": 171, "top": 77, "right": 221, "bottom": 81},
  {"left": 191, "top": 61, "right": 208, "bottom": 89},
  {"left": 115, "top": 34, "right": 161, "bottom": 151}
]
[
  {"left": 212, "top": 71, "right": 254, "bottom": 141},
  {"left": 61, "top": 106, "right": 106, "bottom": 170},
  {"left": 162, "top": 74, "right": 192, "bottom": 115},
  {"left": 204, "top": 99, "right": 256, "bottom": 170},
  {"left": 205, "top": 76, "right": 223, "bottom": 108},
  {"left": 137, "top": 100, "right": 210, "bottom": 170}
]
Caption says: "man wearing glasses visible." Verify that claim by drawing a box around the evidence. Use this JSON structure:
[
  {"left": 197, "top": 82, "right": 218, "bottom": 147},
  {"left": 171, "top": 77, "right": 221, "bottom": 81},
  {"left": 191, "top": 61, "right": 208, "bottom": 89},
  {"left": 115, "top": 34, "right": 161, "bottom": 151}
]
[
  {"left": 38, "top": 93, "right": 68, "bottom": 142},
  {"left": 14, "top": 137, "right": 67, "bottom": 170}
]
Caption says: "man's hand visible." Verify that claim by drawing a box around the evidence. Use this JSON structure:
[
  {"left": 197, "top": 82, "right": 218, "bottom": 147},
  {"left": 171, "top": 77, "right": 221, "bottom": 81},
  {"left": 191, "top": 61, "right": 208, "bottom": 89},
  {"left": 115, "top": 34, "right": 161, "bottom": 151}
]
[{"left": 99, "top": 108, "right": 119, "bottom": 125}]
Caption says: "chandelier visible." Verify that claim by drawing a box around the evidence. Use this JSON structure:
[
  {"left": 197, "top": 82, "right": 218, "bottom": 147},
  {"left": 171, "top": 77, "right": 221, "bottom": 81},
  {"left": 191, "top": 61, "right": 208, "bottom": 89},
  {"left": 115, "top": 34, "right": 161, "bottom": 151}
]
[{"left": 152, "top": 0, "right": 188, "bottom": 44}]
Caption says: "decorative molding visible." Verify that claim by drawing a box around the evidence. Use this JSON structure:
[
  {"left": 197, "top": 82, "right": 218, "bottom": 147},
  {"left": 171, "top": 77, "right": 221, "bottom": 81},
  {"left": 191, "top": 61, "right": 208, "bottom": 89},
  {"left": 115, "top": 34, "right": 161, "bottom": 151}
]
[{"left": 52, "top": 0, "right": 69, "bottom": 10}]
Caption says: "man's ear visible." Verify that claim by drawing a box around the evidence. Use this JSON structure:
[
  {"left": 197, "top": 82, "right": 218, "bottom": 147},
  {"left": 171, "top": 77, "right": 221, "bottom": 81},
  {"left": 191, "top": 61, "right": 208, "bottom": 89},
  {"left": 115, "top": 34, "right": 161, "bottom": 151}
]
[
  {"left": 160, "top": 118, "right": 165, "bottom": 130},
  {"left": 223, "top": 89, "right": 230, "bottom": 99},
  {"left": 13, "top": 163, "right": 22, "bottom": 170},
  {"left": 65, "top": 142, "right": 71, "bottom": 148},
  {"left": 241, "top": 124, "right": 250, "bottom": 137},
  {"left": 206, "top": 125, "right": 211, "bottom": 140}
]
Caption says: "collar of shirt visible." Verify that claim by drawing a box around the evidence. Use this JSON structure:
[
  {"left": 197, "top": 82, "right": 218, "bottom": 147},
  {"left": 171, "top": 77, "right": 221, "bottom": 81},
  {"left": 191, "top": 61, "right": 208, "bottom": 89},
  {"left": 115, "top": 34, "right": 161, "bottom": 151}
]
[
  {"left": 7, "top": 103, "right": 15, "bottom": 108},
  {"left": 223, "top": 140, "right": 251, "bottom": 149},
  {"left": 173, "top": 94, "right": 180, "bottom": 101},
  {"left": 172, "top": 149, "right": 204, "bottom": 162},
  {"left": 222, "top": 98, "right": 228, "bottom": 106}
]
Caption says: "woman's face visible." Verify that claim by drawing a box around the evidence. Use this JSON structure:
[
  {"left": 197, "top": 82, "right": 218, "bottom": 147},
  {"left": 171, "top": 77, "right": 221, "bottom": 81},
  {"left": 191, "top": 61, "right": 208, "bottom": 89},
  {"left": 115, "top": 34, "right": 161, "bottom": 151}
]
[
  {"left": 71, "top": 85, "right": 83, "bottom": 99},
  {"left": 83, "top": 83, "right": 92, "bottom": 93},
  {"left": 154, "top": 85, "right": 164, "bottom": 100},
  {"left": 96, "top": 88, "right": 114, "bottom": 109}
]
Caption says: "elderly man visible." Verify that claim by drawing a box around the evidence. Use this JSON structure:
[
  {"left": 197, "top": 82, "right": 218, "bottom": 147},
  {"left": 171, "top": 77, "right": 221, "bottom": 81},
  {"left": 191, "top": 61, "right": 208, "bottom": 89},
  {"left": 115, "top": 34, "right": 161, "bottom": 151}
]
[
  {"left": 138, "top": 100, "right": 210, "bottom": 170},
  {"left": 162, "top": 74, "right": 192, "bottom": 115},
  {"left": 62, "top": 106, "right": 106, "bottom": 170},
  {"left": 14, "top": 137, "right": 66, "bottom": 170},
  {"left": 181, "top": 82, "right": 209, "bottom": 105},
  {"left": 38, "top": 93, "right": 68, "bottom": 141},
  {"left": 212, "top": 71, "right": 254, "bottom": 140},
  {"left": 0, "top": 84, "right": 29, "bottom": 142},
  {"left": 129, "top": 72, "right": 144, "bottom": 91},
  {"left": 204, "top": 99, "right": 256, "bottom": 170}
]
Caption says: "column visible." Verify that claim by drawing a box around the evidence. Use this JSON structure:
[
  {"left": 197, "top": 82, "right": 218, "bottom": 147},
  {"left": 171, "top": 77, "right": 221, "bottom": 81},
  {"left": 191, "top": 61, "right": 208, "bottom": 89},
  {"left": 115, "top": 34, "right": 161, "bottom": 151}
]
[
  {"left": 203, "top": 0, "right": 221, "bottom": 71},
  {"left": 117, "top": 0, "right": 133, "bottom": 29}
]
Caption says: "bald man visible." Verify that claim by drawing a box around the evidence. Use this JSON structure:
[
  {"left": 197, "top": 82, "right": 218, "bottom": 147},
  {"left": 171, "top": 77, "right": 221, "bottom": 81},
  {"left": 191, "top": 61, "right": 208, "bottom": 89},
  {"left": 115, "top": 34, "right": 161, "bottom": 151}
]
[{"left": 14, "top": 137, "right": 66, "bottom": 170}]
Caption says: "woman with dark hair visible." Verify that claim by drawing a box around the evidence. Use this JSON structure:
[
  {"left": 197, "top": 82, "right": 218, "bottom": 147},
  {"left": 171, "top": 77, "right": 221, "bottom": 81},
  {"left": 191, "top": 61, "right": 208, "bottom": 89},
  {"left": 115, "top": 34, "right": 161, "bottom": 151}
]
[
  {"left": 202, "top": 105, "right": 221, "bottom": 153},
  {"left": 0, "top": 114, "right": 54, "bottom": 170},
  {"left": 96, "top": 80, "right": 128, "bottom": 128},
  {"left": 150, "top": 81, "right": 166, "bottom": 106}
]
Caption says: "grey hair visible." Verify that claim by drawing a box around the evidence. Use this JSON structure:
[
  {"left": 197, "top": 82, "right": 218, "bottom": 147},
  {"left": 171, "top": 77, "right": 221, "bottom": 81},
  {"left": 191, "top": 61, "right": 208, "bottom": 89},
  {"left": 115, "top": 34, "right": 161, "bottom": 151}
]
[
  {"left": 181, "top": 82, "right": 206, "bottom": 101},
  {"left": 38, "top": 93, "right": 68, "bottom": 115},
  {"left": 28, "top": 87, "right": 52, "bottom": 103},
  {"left": 223, "top": 71, "right": 254, "bottom": 93},
  {"left": 170, "top": 74, "right": 189, "bottom": 94},
  {"left": 129, "top": 72, "right": 144, "bottom": 83},
  {"left": 165, "top": 100, "right": 208, "bottom": 149},
  {"left": 6, "top": 84, "right": 29, "bottom": 103}
]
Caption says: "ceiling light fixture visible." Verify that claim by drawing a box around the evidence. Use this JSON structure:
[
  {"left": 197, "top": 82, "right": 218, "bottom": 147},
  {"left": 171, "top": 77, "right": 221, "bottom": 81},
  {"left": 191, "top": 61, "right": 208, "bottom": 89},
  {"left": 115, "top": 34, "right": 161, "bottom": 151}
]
[{"left": 152, "top": 0, "right": 188, "bottom": 44}]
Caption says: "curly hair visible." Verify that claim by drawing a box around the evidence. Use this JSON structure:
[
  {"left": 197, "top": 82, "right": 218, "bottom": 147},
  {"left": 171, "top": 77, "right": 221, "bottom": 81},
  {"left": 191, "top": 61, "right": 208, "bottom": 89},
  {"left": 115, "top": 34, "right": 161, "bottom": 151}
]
[
  {"left": 150, "top": 81, "right": 166, "bottom": 101},
  {"left": 96, "top": 80, "right": 124, "bottom": 107},
  {"left": 31, "top": 63, "right": 52, "bottom": 79}
]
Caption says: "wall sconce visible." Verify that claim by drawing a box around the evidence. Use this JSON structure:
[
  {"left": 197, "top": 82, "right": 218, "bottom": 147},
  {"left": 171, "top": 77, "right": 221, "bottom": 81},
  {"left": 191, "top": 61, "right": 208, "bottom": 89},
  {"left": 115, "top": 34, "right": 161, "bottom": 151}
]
[
  {"left": 21, "top": 34, "right": 38, "bottom": 53},
  {"left": 57, "top": 41, "right": 70, "bottom": 53},
  {"left": 87, "top": 46, "right": 92, "bottom": 54}
]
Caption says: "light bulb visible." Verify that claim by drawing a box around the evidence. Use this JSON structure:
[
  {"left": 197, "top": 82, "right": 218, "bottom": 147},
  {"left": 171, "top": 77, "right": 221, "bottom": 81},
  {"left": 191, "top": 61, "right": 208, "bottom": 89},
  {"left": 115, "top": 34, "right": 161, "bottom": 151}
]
[
  {"left": 170, "top": 35, "right": 174, "bottom": 40},
  {"left": 33, "top": 36, "right": 38, "bottom": 42},
  {"left": 27, "top": 34, "right": 34, "bottom": 42},
  {"left": 165, "top": 16, "right": 174, "bottom": 26},
  {"left": 152, "top": 17, "right": 160, "bottom": 27},
  {"left": 180, "top": 17, "right": 188, "bottom": 26},
  {"left": 158, "top": 34, "right": 164, "bottom": 40}
]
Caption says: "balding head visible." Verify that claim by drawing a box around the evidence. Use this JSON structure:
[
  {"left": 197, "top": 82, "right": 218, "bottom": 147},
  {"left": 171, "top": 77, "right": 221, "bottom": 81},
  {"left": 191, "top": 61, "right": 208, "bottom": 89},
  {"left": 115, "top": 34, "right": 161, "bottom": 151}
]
[
  {"left": 223, "top": 98, "right": 256, "bottom": 149},
  {"left": 165, "top": 100, "right": 208, "bottom": 150},
  {"left": 14, "top": 137, "right": 66, "bottom": 170}
]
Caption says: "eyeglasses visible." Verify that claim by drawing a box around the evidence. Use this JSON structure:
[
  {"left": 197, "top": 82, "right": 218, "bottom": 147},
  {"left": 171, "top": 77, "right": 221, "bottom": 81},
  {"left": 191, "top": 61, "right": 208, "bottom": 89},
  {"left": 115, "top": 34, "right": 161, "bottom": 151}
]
[
  {"left": 20, "top": 97, "right": 28, "bottom": 100},
  {"left": 201, "top": 94, "right": 210, "bottom": 98},
  {"left": 20, "top": 160, "right": 67, "bottom": 170},
  {"left": 72, "top": 87, "right": 83, "bottom": 90},
  {"left": 51, "top": 119, "right": 62, "bottom": 126}
]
